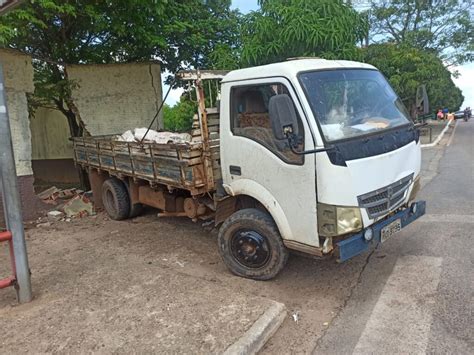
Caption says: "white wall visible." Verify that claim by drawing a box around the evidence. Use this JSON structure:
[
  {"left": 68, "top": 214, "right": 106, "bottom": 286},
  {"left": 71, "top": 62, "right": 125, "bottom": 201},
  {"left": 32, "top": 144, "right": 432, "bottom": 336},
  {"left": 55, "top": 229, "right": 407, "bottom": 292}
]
[
  {"left": 30, "top": 107, "right": 73, "bottom": 160},
  {"left": 67, "top": 62, "right": 163, "bottom": 135},
  {"left": 0, "top": 49, "right": 34, "bottom": 176}
]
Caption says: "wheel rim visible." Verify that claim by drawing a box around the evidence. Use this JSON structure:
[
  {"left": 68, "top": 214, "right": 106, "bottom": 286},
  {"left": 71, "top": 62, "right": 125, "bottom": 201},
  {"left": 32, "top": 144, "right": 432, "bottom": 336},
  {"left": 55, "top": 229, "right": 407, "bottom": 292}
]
[{"left": 230, "top": 229, "right": 271, "bottom": 268}]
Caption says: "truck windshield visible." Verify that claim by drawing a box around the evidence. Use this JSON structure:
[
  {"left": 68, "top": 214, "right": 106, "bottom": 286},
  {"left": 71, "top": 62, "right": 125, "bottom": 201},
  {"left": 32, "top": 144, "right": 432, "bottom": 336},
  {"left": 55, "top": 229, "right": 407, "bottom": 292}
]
[{"left": 299, "top": 69, "right": 411, "bottom": 142}]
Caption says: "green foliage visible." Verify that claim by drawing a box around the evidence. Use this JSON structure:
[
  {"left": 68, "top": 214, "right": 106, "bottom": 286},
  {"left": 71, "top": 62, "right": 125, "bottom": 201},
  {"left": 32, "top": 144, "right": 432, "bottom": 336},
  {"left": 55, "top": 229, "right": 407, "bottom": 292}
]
[
  {"left": 163, "top": 99, "right": 197, "bottom": 132},
  {"left": 364, "top": 44, "right": 464, "bottom": 113},
  {"left": 368, "top": 0, "right": 474, "bottom": 65},
  {"left": 0, "top": 0, "right": 240, "bottom": 71},
  {"left": 240, "top": 0, "right": 368, "bottom": 66},
  {"left": 0, "top": 0, "right": 239, "bottom": 136}
]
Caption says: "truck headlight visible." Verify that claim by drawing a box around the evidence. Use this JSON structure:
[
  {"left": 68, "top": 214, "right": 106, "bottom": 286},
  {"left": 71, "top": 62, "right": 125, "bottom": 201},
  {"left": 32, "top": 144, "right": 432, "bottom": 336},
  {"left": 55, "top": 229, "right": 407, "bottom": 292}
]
[{"left": 318, "top": 203, "right": 362, "bottom": 237}]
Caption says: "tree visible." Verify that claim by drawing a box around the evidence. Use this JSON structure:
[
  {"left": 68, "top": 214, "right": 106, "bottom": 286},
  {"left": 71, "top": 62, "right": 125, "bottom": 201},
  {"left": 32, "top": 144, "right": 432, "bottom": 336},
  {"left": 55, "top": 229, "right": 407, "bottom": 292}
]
[
  {"left": 364, "top": 43, "right": 464, "bottom": 113},
  {"left": 368, "top": 0, "right": 474, "bottom": 66},
  {"left": 240, "top": 0, "right": 368, "bottom": 66},
  {"left": 163, "top": 100, "right": 197, "bottom": 132},
  {"left": 0, "top": 0, "right": 239, "bottom": 136}
]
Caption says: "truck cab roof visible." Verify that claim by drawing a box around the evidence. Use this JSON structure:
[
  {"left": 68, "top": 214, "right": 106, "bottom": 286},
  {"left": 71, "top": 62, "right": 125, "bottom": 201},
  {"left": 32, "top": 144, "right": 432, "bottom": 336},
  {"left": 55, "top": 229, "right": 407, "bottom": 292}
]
[{"left": 222, "top": 58, "right": 376, "bottom": 83}]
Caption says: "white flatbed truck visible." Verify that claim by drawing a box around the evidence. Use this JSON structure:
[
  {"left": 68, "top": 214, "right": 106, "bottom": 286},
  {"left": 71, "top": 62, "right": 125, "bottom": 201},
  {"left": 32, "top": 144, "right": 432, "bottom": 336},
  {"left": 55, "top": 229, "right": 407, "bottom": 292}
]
[{"left": 73, "top": 58, "right": 425, "bottom": 280}]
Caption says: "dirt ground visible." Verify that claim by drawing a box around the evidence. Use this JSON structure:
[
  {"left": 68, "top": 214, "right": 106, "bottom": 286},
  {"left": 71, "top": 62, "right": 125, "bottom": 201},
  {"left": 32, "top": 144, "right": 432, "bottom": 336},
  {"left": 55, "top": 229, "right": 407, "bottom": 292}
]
[{"left": 0, "top": 208, "right": 368, "bottom": 353}]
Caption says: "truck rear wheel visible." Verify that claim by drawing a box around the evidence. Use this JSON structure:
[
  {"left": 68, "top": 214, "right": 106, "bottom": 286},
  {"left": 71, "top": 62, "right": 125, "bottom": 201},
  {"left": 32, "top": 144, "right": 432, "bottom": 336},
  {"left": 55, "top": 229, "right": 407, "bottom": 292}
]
[
  {"left": 102, "top": 178, "right": 130, "bottom": 220},
  {"left": 123, "top": 181, "right": 143, "bottom": 218},
  {"left": 218, "top": 208, "right": 289, "bottom": 280}
]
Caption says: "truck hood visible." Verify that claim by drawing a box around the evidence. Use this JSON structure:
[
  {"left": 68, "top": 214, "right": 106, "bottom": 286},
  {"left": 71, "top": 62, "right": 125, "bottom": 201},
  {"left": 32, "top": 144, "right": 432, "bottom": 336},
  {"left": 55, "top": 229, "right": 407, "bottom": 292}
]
[{"left": 316, "top": 140, "right": 421, "bottom": 225}]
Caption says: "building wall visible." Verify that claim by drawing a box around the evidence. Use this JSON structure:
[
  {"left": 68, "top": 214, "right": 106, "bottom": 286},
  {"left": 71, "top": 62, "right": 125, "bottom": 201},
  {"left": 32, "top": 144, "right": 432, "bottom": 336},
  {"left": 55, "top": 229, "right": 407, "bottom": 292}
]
[
  {"left": 30, "top": 107, "right": 79, "bottom": 185},
  {"left": 0, "top": 49, "right": 34, "bottom": 177},
  {"left": 67, "top": 62, "right": 163, "bottom": 135},
  {"left": 29, "top": 63, "right": 163, "bottom": 186},
  {"left": 0, "top": 49, "right": 42, "bottom": 222},
  {"left": 30, "top": 107, "right": 73, "bottom": 160}
]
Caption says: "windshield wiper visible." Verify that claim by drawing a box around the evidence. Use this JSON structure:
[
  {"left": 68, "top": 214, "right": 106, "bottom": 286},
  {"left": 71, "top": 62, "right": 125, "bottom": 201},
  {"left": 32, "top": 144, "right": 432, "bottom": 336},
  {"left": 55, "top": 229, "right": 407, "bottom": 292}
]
[{"left": 286, "top": 132, "right": 336, "bottom": 155}]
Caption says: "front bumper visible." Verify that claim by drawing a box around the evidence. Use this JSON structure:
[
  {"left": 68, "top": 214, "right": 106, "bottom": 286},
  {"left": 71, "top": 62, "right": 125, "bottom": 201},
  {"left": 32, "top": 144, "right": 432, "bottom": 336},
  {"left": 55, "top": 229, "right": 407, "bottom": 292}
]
[{"left": 335, "top": 201, "right": 426, "bottom": 262}]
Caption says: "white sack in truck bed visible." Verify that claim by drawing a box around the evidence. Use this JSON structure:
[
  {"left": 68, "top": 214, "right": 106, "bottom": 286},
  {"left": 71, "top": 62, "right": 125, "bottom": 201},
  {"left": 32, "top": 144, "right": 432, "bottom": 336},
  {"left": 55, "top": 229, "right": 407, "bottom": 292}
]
[{"left": 116, "top": 128, "right": 192, "bottom": 144}]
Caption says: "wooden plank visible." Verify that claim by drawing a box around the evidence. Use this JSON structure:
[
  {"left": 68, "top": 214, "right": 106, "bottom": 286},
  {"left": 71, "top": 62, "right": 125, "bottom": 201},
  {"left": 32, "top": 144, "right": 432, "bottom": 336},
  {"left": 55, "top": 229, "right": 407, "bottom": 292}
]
[
  {"left": 206, "top": 107, "right": 219, "bottom": 115},
  {"left": 188, "top": 155, "right": 205, "bottom": 165},
  {"left": 181, "top": 150, "right": 202, "bottom": 159},
  {"left": 208, "top": 118, "right": 220, "bottom": 126},
  {"left": 213, "top": 169, "right": 222, "bottom": 180},
  {"left": 150, "top": 149, "right": 179, "bottom": 158},
  {"left": 211, "top": 151, "right": 220, "bottom": 161}
]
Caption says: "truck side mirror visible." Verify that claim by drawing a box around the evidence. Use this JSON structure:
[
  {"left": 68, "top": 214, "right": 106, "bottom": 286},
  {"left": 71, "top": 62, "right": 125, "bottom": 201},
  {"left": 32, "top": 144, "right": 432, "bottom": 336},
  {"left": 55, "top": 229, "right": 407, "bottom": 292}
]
[{"left": 269, "top": 94, "right": 299, "bottom": 140}]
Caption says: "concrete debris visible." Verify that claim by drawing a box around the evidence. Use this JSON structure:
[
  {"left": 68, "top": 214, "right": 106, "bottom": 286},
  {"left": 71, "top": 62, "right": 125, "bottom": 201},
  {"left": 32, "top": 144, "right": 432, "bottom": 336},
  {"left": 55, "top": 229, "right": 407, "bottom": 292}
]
[
  {"left": 36, "top": 222, "right": 51, "bottom": 228},
  {"left": 63, "top": 195, "right": 94, "bottom": 218},
  {"left": 47, "top": 210, "right": 65, "bottom": 221},
  {"left": 37, "top": 186, "right": 61, "bottom": 204},
  {"left": 118, "top": 129, "right": 135, "bottom": 142},
  {"left": 116, "top": 128, "right": 192, "bottom": 145},
  {"left": 38, "top": 186, "right": 95, "bottom": 220},
  {"left": 38, "top": 186, "right": 81, "bottom": 205},
  {"left": 292, "top": 311, "right": 300, "bottom": 324},
  {"left": 58, "top": 188, "right": 80, "bottom": 199}
]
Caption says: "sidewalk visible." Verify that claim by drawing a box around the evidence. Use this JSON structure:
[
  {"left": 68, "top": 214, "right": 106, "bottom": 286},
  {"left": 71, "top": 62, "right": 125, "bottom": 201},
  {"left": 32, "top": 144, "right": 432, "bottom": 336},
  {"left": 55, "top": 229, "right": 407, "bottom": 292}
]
[
  {"left": 420, "top": 121, "right": 455, "bottom": 189},
  {"left": 419, "top": 120, "right": 446, "bottom": 145},
  {"left": 0, "top": 217, "right": 285, "bottom": 354}
]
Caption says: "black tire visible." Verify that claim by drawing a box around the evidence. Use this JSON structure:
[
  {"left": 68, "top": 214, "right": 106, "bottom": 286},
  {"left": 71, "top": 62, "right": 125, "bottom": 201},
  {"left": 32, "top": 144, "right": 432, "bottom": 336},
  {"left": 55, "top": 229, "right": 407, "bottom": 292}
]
[
  {"left": 218, "top": 208, "right": 289, "bottom": 280},
  {"left": 102, "top": 178, "right": 130, "bottom": 220},
  {"left": 123, "top": 181, "right": 143, "bottom": 218},
  {"left": 129, "top": 203, "right": 143, "bottom": 218}
]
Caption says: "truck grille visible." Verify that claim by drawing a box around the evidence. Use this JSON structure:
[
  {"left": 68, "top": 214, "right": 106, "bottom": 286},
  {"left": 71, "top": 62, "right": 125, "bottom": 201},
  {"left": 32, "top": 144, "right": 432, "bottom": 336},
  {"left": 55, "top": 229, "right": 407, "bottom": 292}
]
[{"left": 358, "top": 174, "right": 414, "bottom": 219}]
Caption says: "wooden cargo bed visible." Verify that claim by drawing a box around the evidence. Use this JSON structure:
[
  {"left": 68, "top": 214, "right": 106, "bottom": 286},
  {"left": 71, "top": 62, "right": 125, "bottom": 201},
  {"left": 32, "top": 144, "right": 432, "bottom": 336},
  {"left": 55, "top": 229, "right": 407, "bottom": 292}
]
[{"left": 73, "top": 109, "right": 221, "bottom": 196}]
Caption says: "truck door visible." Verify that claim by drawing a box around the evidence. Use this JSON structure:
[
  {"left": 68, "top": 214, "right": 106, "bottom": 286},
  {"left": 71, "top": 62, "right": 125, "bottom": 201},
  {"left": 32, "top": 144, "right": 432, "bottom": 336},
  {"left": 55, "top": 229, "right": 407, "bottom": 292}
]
[{"left": 220, "top": 77, "right": 319, "bottom": 247}]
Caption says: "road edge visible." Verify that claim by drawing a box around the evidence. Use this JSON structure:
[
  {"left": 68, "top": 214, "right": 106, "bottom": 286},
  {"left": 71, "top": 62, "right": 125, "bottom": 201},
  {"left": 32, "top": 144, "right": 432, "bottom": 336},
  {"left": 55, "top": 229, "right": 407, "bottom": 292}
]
[
  {"left": 223, "top": 301, "right": 286, "bottom": 355},
  {"left": 421, "top": 119, "right": 453, "bottom": 148},
  {"left": 446, "top": 119, "right": 459, "bottom": 146}
]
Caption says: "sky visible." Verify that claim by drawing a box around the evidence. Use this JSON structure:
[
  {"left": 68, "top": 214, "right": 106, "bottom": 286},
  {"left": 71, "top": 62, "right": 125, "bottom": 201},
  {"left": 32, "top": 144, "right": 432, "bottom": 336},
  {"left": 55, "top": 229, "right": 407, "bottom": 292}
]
[
  {"left": 453, "top": 63, "right": 474, "bottom": 108},
  {"left": 163, "top": 0, "right": 472, "bottom": 108}
]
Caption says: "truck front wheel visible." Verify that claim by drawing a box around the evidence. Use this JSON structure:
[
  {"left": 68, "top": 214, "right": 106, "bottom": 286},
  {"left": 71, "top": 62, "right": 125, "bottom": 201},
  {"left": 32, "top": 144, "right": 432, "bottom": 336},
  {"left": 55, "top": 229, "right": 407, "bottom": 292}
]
[
  {"left": 218, "top": 208, "right": 289, "bottom": 280},
  {"left": 102, "top": 178, "right": 130, "bottom": 220}
]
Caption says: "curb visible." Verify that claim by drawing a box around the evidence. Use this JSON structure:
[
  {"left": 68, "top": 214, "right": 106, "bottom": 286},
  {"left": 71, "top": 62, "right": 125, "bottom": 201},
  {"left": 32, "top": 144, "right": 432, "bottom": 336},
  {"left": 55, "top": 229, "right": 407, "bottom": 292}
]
[
  {"left": 223, "top": 301, "right": 286, "bottom": 355},
  {"left": 421, "top": 119, "right": 453, "bottom": 148},
  {"left": 446, "top": 119, "right": 459, "bottom": 147}
]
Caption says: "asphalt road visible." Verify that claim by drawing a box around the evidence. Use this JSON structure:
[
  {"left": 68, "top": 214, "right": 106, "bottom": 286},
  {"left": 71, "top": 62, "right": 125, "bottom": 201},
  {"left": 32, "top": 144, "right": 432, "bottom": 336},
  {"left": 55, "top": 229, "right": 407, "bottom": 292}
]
[{"left": 314, "top": 120, "right": 474, "bottom": 354}]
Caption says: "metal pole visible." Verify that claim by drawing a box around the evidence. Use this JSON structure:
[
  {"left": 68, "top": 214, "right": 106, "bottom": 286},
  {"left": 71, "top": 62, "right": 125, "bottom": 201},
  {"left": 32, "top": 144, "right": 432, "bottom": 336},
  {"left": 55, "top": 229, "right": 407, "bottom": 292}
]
[{"left": 0, "top": 64, "right": 32, "bottom": 303}]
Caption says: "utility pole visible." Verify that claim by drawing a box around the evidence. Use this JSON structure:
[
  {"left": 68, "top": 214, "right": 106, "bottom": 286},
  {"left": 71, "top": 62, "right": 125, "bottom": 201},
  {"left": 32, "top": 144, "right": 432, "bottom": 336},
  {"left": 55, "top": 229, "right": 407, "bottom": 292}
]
[{"left": 0, "top": 64, "right": 32, "bottom": 303}]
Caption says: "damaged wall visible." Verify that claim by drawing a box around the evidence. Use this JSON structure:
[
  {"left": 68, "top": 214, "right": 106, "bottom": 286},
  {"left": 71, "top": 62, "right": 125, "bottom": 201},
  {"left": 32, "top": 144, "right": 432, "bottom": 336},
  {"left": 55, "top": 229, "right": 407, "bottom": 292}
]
[
  {"left": 67, "top": 62, "right": 163, "bottom": 135},
  {"left": 30, "top": 107, "right": 78, "bottom": 185},
  {"left": 31, "top": 107, "right": 73, "bottom": 160},
  {"left": 0, "top": 49, "right": 42, "bottom": 222},
  {"left": 30, "top": 62, "right": 163, "bottom": 186}
]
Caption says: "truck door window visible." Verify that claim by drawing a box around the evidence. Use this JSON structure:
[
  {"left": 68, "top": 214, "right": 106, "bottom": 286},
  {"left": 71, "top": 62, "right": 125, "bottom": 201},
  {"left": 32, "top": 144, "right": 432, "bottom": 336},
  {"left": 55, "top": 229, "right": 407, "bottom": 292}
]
[{"left": 231, "top": 83, "right": 304, "bottom": 165}]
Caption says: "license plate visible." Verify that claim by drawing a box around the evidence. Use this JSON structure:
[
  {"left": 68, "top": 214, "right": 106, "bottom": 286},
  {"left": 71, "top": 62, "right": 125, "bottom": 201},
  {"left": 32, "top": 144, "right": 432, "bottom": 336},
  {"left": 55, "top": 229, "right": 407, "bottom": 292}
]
[{"left": 381, "top": 219, "right": 402, "bottom": 243}]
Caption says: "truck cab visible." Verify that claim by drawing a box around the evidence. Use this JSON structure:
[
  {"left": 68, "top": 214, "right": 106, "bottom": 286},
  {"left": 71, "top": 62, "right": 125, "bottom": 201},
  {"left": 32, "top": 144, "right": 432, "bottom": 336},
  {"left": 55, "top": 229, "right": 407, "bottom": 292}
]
[{"left": 215, "top": 59, "right": 425, "bottom": 279}]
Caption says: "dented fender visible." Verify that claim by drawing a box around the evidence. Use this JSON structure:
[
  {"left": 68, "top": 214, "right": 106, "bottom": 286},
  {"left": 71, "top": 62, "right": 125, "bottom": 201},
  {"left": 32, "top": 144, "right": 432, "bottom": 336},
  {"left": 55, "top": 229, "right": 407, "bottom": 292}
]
[{"left": 223, "top": 179, "right": 294, "bottom": 242}]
